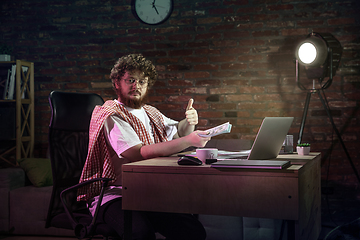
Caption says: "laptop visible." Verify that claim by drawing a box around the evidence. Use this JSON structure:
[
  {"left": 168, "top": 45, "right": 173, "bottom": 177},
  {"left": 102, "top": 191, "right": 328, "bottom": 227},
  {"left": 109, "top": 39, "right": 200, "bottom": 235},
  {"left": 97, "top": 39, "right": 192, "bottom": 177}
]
[
  {"left": 211, "top": 117, "right": 294, "bottom": 169},
  {"left": 211, "top": 159, "right": 291, "bottom": 169}
]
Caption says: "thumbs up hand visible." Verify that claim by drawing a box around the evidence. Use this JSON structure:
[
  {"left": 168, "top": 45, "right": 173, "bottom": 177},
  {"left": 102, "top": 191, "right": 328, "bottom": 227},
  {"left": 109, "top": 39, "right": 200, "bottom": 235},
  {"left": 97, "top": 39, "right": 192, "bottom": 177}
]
[{"left": 185, "top": 98, "right": 198, "bottom": 126}]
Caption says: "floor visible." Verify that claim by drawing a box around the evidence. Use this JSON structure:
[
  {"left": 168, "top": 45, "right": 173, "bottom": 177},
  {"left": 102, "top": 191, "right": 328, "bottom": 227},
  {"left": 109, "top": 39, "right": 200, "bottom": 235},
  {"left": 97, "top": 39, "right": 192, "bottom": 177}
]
[
  {"left": 318, "top": 182, "right": 360, "bottom": 239},
  {"left": 1, "top": 183, "right": 359, "bottom": 240}
]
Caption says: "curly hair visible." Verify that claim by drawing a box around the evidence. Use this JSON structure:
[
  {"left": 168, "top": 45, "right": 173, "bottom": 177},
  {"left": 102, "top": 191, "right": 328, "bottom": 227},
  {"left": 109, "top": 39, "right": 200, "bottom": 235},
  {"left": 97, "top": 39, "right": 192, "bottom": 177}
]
[{"left": 110, "top": 53, "right": 158, "bottom": 90}]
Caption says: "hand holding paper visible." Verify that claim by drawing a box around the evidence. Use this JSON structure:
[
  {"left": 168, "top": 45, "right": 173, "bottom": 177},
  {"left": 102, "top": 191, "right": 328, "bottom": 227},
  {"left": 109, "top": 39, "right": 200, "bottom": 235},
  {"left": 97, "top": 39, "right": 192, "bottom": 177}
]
[{"left": 198, "top": 122, "right": 232, "bottom": 137}]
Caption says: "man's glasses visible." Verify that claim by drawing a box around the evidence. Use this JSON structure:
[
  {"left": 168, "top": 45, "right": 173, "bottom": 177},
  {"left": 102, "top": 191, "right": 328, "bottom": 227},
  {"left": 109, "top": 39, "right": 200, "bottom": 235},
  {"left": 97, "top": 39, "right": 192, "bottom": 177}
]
[{"left": 123, "top": 78, "right": 148, "bottom": 87}]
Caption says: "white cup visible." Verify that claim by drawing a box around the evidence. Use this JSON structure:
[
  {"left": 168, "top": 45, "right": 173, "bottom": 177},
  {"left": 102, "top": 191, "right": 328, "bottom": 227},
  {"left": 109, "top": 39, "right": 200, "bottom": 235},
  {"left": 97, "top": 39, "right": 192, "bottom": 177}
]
[{"left": 196, "top": 148, "right": 218, "bottom": 163}]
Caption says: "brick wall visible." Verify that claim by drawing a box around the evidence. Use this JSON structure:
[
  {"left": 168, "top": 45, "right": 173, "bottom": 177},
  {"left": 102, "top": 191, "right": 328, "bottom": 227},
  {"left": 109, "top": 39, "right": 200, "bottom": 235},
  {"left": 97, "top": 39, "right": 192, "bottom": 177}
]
[{"left": 1, "top": 0, "right": 359, "bottom": 186}]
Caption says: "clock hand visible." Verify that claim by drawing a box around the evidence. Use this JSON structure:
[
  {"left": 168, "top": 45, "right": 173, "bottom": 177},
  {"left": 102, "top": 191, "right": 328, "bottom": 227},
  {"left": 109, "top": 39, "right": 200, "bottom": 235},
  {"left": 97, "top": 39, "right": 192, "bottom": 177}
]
[{"left": 152, "top": 1, "right": 159, "bottom": 14}]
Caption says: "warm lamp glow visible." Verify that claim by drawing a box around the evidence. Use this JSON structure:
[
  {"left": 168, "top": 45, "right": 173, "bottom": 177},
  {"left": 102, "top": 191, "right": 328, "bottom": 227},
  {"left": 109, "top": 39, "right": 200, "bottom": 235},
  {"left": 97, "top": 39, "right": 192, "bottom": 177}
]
[{"left": 297, "top": 43, "right": 317, "bottom": 64}]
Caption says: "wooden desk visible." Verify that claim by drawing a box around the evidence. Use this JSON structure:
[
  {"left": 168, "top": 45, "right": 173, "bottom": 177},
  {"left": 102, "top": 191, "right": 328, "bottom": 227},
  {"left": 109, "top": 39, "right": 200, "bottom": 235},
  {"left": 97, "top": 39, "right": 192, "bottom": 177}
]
[{"left": 122, "top": 153, "right": 321, "bottom": 240}]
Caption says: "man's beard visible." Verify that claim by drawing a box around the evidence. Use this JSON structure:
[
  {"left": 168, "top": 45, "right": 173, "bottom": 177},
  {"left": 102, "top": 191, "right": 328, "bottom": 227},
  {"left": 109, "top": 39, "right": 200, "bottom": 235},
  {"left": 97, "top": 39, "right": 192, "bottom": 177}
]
[{"left": 117, "top": 88, "right": 149, "bottom": 109}]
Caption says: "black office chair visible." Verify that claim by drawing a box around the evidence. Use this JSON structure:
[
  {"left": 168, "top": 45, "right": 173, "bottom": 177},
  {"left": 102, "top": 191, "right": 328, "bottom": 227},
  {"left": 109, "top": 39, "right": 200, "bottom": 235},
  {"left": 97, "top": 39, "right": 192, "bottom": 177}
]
[{"left": 45, "top": 91, "right": 119, "bottom": 239}]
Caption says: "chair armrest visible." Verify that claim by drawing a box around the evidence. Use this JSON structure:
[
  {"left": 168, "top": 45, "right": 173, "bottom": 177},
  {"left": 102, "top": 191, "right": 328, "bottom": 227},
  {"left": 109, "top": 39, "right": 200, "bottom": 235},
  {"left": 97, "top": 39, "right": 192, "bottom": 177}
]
[
  {"left": 60, "top": 177, "right": 113, "bottom": 194},
  {"left": 60, "top": 177, "right": 113, "bottom": 236}
]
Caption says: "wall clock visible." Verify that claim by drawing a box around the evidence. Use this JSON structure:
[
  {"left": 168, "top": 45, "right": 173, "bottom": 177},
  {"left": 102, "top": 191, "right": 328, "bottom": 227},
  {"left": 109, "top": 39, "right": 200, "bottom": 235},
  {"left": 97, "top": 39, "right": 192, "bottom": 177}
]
[{"left": 131, "top": 0, "right": 174, "bottom": 25}]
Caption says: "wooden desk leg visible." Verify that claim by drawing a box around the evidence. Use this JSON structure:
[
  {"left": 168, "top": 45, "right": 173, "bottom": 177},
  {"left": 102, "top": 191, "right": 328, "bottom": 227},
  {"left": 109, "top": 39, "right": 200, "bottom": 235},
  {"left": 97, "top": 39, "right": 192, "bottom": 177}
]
[
  {"left": 287, "top": 220, "right": 295, "bottom": 240},
  {"left": 124, "top": 210, "right": 132, "bottom": 240}
]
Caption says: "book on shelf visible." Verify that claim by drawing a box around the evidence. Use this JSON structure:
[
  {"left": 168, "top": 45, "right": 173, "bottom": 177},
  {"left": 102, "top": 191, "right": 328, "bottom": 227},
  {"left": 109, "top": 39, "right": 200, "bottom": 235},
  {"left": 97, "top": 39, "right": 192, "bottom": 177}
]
[
  {"left": 5, "top": 69, "right": 10, "bottom": 99},
  {"left": 0, "top": 68, "right": 10, "bottom": 99},
  {"left": 7, "top": 64, "right": 16, "bottom": 100},
  {"left": 198, "top": 122, "right": 232, "bottom": 137},
  {"left": 0, "top": 64, "right": 28, "bottom": 100}
]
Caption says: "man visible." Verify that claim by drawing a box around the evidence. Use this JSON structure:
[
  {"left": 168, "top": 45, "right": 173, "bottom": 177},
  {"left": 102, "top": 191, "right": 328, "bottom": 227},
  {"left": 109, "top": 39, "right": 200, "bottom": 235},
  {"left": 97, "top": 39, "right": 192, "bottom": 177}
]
[{"left": 78, "top": 53, "right": 210, "bottom": 239}]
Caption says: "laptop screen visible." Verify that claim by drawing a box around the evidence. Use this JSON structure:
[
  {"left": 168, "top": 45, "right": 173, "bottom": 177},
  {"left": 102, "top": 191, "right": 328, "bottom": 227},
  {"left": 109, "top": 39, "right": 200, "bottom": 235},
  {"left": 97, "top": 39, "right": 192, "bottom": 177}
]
[{"left": 246, "top": 117, "right": 294, "bottom": 160}]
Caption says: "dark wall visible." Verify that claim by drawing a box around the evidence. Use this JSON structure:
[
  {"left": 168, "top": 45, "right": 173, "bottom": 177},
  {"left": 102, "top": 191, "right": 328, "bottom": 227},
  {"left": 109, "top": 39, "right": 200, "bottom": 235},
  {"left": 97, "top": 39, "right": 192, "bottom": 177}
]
[{"left": 1, "top": 0, "right": 359, "bottom": 186}]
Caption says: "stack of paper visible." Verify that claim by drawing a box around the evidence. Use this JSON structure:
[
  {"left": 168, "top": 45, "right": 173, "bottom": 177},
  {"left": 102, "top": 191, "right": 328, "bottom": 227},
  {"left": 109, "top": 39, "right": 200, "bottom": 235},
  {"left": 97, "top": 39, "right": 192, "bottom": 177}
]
[{"left": 198, "top": 122, "right": 232, "bottom": 137}]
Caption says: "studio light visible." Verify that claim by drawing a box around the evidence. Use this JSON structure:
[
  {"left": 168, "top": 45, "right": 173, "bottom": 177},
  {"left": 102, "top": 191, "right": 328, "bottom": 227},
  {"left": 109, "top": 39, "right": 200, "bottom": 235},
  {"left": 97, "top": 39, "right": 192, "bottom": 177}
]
[
  {"left": 295, "top": 32, "right": 342, "bottom": 89},
  {"left": 295, "top": 32, "right": 360, "bottom": 183}
]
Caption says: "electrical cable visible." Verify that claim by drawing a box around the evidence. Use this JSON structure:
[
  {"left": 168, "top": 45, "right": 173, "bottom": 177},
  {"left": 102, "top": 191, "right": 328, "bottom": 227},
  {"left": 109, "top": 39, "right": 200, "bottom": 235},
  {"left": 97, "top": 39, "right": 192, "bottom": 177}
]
[
  {"left": 325, "top": 127, "right": 339, "bottom": 227},
  {"left": 320, "top": 88, "right": 358, "bottom": 231}
]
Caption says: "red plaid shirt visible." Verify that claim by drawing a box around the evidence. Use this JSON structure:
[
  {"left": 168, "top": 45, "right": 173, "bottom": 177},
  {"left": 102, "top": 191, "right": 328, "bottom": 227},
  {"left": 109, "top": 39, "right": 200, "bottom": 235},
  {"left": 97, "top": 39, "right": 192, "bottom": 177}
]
[{"left": 77, "top": 100, "right": 169, "bottom": 202}]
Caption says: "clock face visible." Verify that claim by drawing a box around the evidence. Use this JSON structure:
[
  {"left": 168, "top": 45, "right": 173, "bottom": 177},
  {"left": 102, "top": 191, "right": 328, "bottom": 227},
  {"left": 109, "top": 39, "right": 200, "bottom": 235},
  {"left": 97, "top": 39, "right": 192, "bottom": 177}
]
[{"left": 132, "top": 0, "right": 174, "bottom": 25}]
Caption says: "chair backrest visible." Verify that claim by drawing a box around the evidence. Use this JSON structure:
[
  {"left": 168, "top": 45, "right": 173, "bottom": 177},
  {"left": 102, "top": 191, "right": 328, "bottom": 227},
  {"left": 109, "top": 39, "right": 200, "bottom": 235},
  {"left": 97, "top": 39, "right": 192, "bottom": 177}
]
[{"left": 46, "top": 91, "right": 104, "bottom": 228}]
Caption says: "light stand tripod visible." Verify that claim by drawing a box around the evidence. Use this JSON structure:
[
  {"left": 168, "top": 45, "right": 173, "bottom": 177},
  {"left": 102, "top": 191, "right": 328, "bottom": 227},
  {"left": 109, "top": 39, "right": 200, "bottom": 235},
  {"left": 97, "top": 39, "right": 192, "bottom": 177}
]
[{"left": 296, "top": 59, "right": 360, "bottom": 183}]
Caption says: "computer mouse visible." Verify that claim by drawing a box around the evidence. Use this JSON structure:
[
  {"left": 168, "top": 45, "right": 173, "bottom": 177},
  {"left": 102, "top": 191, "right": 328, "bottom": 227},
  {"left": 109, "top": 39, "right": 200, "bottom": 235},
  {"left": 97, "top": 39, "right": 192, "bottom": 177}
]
[{"left": 177, "top": 156, "right": 203, "bottom": 165}]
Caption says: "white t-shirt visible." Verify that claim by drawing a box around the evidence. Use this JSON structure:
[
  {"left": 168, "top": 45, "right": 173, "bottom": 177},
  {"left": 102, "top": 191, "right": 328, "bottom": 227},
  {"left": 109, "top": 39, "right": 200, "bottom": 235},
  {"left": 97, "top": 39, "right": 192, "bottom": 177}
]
[{"left": 88, "top": 101, "right": 178, "bottom": 215}]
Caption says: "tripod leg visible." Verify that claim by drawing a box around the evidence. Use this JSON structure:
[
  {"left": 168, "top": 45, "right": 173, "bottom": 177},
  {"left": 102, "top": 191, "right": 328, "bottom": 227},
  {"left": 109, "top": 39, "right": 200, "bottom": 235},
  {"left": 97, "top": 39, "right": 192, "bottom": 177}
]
[
  {"left": 298, "top": 92, "right": 312, "bottom": 145},
  {"left": 317, "top": 91, "right": 360, "bottom": 183}
]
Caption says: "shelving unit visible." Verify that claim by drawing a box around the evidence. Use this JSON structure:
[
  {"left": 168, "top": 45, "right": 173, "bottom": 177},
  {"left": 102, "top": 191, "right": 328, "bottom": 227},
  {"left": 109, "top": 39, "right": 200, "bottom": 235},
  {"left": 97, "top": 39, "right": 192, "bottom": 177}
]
[{"left": 0, "top": 60, "right": 34, "bottom": 166}]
